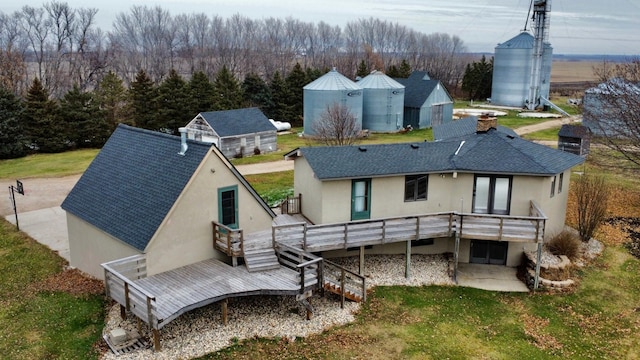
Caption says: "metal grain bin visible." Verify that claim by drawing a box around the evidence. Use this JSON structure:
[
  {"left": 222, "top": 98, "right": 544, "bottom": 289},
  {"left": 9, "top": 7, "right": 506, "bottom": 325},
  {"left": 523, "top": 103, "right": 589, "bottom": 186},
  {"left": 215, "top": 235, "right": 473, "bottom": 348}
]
[
  {"left": 303, "top": 68, "right": 363, "bottom": 135},
  {"left": 357, "top": 71, "right": 405, "bottom": 132},
  {"left": 491, "top": 32, "right": 553, "bottom": 107}
]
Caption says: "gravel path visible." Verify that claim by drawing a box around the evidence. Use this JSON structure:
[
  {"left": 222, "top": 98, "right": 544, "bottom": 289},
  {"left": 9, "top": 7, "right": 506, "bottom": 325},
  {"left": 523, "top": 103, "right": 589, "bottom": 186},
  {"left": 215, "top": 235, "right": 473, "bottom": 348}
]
[{"left": 101, "top": 254, "right": 452, "bottom": 360}]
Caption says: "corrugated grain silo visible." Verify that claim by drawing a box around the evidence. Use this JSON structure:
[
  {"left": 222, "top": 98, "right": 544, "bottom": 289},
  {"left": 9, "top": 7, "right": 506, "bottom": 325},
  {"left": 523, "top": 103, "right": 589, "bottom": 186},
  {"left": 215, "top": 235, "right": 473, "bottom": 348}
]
[
  {"left": 303, "top": 68, "right": 363, "bottom": 135},
  {"left": 357, "top": 71, "right": 405, "bottom": 132},
  {"left": 491, "top": 32, "right": 553, "bottom": 107}
]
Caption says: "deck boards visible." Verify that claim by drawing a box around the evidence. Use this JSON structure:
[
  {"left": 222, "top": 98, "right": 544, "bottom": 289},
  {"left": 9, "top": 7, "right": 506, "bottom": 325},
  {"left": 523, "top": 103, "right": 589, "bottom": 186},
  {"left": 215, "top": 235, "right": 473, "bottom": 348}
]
[{"left": 134, "top": 259, "right": 301, "bottom": 328}]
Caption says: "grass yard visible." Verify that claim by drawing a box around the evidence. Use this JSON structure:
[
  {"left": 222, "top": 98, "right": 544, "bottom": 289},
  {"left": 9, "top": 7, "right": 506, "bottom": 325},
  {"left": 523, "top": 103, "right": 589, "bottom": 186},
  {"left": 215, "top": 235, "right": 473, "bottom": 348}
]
[
  {"left": 0, "top": 219, "right": 105, "bottom": 359},
  {"left": 522, "top": 126, "right": 562, "bottom": 141},
  {"left": 0, "top": 149, "right": 99, "bottom": 179}
]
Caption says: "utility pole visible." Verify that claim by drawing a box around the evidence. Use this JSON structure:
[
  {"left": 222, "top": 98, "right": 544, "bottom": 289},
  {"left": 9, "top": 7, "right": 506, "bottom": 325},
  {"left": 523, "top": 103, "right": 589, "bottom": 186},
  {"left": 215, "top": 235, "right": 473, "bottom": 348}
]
[{"left": 9, "top": 180, "right": 24, "bottom": 231}]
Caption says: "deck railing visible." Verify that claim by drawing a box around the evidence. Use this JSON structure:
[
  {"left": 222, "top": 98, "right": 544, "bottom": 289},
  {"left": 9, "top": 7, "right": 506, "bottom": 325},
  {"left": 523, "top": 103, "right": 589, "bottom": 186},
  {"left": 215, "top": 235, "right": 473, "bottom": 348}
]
[
  {"left": 274, "top": 242, "right": 322, "bottom": 295},
  {"left": 212, "top": 221, "right": 244, "bottom": 257},
  {"left": 273, "top": 212, "right": 456, "bottom": 252},
  {"left": 456, "top": 213, "right": 546, "bottom": 242},
  {"left": 102, "top": 255, "right": 158, "bottom": 327},
  {"left": 280, "top": 194, "right": 302, "bottom": 215},
  {"left": 323, "top": 259, "right": 367, "bottom": 307}
]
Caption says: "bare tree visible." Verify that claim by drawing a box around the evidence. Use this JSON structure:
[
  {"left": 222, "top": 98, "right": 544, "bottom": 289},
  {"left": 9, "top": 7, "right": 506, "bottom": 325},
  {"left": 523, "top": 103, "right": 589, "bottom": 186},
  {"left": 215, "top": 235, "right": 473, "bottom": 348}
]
[
  {"left": 586, "top": 59, "right": 640, "bottom": 169},
  {"left": 574, "top": 174, "right": 610, "bottom": 242},
  {"left": 312, "top": 103, "right": 361, "bottom": 146}
]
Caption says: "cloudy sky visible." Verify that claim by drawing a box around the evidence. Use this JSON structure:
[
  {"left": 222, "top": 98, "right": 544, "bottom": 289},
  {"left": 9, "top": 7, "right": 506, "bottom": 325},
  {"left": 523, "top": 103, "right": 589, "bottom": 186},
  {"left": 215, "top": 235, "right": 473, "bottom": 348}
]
[{"left": 4, "top": 0, "right": 639, "bottom": 55}]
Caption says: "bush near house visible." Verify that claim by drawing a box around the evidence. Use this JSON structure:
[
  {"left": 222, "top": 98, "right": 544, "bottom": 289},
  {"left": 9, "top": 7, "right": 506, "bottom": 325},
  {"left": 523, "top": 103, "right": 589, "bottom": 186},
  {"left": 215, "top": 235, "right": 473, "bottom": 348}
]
[{"left": 546, "top": 230, "right": 581, "bottom": 260}]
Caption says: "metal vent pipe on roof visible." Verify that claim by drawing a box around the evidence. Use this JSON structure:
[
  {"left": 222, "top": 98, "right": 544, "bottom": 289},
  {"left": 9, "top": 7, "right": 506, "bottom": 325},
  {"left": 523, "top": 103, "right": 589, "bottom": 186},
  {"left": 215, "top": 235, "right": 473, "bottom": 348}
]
[{"left": 178, "top": 127, "right": 188, "bottom": 155}]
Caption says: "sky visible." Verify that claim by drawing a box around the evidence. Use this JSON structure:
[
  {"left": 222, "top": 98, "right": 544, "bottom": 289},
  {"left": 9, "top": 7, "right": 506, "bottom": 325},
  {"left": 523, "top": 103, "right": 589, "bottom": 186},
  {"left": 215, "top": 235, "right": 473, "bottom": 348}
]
[{"left": 3, "top": 0, "right": 640, "bottom": 55}]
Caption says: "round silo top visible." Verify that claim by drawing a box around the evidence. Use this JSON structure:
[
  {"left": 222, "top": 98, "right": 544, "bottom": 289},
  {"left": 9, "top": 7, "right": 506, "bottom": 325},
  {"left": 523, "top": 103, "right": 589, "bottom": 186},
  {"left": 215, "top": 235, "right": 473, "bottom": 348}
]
[
  {"left": 303, "top": 68, "right": 361, "bottom": 91},
  {"left": 357, "top": 71, "right": 405, "bottom": 90},
  {"left": 496, "top": 32, "right": 534, "bottom": 49}
]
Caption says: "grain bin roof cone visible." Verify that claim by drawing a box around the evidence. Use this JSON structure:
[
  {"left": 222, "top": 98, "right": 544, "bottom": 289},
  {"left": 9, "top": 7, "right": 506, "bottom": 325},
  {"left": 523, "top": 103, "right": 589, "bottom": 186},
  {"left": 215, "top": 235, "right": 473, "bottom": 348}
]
[
  {"left": 490, "top": 32, "right": 552, "bottom": 107},
  {"left": 357, "top": 70, "right": 405, "bottom": 132},
  {"left": 303, "top": 68, "right": 363, "bottom": 136}
]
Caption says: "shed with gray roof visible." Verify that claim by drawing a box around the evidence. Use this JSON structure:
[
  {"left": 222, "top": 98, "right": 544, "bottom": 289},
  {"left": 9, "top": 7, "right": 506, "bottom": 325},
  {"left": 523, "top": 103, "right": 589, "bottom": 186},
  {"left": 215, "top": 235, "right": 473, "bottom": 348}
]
[
  {"left": 394, "top": 71, "right": 453, "bottom": 129},
  {"left": 185, "top": 107, "right": 277, "bottom": 159}
]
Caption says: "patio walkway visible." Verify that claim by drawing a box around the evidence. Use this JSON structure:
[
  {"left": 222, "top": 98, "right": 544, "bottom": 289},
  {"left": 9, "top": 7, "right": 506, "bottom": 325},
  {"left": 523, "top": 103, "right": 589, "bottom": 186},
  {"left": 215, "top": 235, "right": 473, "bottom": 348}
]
[{"left": 456, "top": 263, "right": 529, "bottom": 292}]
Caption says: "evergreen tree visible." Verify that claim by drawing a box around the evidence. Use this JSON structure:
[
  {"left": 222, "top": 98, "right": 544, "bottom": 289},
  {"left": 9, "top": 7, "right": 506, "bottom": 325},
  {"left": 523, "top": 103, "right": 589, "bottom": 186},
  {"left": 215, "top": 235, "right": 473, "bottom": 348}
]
[
  {"left": 128, "top": 69, "right": 158, "bottom": 130},
  {"left": 156, "top": 69, "right": 190, "bottom": 134},
  {"left": 461, "top": 55, "right": 493, "bottom": 101},
  {"left": 23, "top": 77, "right": 68, "bottom": 153},
  {"left": 386, "top": 65, "right": 400, "bottom": 78},
  {"left": 305, "top": 67, "right": 323, "bottom": 83},
  {"left": 267, "top": 71, "right": 293, "bottom": 123},
  {"left": 356, "top": 60, "right": 369, "bottom": 78},
  {"left": 0, "top": 86, "right": 27, "bottom": 159},
  {"left": 212, "top": 65, "right": 243, "bottom": 111},
  {"left": 398, "top": 59, "right": 412, "bottom": 78},
  {"left": 242, "top": 72, "right": 273, "bottom": 111},
  {"left": 285, "top": 63, "right": 308, "bottom": 121},
  {"left": 188, "top": 71, "right": 215, "bottom": 114},
  {"left": 95, "top": 71, "right": 128, "bottom": 131},
  {"left": 60, "top": 85, "right": 109, "bottom": 148}
]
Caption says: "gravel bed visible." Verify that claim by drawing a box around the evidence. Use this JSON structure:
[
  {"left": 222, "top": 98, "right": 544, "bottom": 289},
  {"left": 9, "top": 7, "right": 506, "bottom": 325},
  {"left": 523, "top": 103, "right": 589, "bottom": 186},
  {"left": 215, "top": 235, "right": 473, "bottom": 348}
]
[{"left": 100, "top": 254, "right": 452, "bottom": 360}]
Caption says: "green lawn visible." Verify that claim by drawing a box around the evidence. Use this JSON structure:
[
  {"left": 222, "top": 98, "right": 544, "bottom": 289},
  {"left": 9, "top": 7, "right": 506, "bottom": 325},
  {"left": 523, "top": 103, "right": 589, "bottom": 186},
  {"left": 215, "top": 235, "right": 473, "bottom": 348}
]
[
  {"left": 0, "top": 219, "right": 105, "bottom": 359},
  {"left": 0, "top": 149, "right": 99, "bottom": 180},
  {"left": 522, "top": 126, "right": 562, "bottom": 141},
  {"left": 204, "top": 245, "right": 640, "bottom": 360}
]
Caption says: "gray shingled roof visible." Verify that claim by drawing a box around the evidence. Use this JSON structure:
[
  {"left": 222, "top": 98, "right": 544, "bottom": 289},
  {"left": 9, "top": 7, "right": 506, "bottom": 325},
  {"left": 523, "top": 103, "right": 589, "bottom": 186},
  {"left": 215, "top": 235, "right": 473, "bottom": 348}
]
[
  {"left": 394, "top": 71, "right": 449, "bottom": 108},
  {"left": 198, "top": 107, "right": 276, "bottom": 138},
  {"left": 433, "top": 116, "right": 518, "bottom": 141},
  {"left": 62, "top": 125, "right": 213, "bottom": 251},
  {"left": 558, "top": 124, "right": 591, "bottom": 139},
  {"left": 288, "top": 129, "right": 584, "bottom": 180}
]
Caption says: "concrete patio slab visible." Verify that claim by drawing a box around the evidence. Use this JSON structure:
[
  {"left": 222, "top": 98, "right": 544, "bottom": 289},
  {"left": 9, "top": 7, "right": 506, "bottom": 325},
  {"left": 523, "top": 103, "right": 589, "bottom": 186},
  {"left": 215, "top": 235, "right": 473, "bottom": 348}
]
[
  {"left": 4, "top": 206, "right": 69, "bottom": 261},
  {"left": 456, "top": 263, "right": 529, "bottom": 292}
]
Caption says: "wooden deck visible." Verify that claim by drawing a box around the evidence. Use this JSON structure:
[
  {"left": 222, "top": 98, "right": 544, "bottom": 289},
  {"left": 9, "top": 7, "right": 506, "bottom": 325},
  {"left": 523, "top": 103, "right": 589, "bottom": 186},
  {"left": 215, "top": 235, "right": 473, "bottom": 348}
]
[{"left": 103, "top": 256, "right": 305, "bottom": 331}]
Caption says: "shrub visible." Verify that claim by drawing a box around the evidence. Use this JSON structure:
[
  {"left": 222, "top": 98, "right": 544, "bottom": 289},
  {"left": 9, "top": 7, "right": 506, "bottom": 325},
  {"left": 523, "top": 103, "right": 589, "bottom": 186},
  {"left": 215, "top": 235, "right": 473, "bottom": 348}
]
[
  {"left": 547, "top": 230, "right": 582, "bottom": 260},
  {"left": 254, "top": 147, "right": 261, "bottom": 155},
  {"left": 575, "top": 174, "right": 610, "bottom": 242}
]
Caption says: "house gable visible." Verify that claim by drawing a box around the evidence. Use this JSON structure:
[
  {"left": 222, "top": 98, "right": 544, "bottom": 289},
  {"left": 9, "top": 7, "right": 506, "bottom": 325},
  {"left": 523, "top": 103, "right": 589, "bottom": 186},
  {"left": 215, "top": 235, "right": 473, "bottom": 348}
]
[{"left": 61, "top": 124, "right": 211, "bottom": 252}]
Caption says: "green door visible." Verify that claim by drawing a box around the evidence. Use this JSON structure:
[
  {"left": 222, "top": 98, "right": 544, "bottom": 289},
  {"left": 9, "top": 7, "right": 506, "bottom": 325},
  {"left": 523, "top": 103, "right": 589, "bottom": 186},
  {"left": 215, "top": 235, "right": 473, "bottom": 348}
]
[
  {"left": 351, "top": 179, "right": 371, "bottom": 220},
  {"left": 218, "top": 185, "right": 238, "bottom": 229}
]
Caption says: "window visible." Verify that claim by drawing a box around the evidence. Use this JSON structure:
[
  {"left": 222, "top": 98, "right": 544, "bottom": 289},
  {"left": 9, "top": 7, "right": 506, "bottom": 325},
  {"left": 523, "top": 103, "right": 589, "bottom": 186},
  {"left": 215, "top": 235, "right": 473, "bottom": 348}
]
[
  {"left": 550, "top": 175, "right": 557, "bottom": 198},
  {"left": 218, "top": 185, "right": 238, "bottom": 229},
  {"left": 405, "top": 175, "right": 428, "bottom": 201},
  {"left": 558, "top": 173, "right": 564, "bottom": 193},
  {"left": 473, "top": 175, "right": 512, "bottom": 215}
]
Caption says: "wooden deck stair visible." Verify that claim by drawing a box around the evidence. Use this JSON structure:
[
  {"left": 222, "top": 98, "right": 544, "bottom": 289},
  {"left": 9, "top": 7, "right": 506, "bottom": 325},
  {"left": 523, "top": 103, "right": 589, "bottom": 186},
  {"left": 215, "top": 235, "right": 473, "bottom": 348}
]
[
  {"left": 323, "top": 280, "right": 363, "bottom": 302},
  {"left": 242, "top": 232, "right": 280, "bottom": 272}
]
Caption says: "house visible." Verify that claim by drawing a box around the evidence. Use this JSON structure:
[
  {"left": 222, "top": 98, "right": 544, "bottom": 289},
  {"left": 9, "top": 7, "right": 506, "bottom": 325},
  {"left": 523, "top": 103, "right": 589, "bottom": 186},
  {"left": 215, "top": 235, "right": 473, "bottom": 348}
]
[
  {"left": 394, "top": 71, "right": 454, "bottom": 129},
  {"left": 285, "top": 117, "right": 584, "bottom": 267},
  {"left": 558, "top": 124, "right": 591, "bottom": 156},
  {"left": 184, "top": 107, "right": 277, "bottom": 159},
  {"left": 433, "top": 115, "right": 517, "bottom": 141},
  {"left": 61, "top": 124, "right": 276, "bottom": 280}
]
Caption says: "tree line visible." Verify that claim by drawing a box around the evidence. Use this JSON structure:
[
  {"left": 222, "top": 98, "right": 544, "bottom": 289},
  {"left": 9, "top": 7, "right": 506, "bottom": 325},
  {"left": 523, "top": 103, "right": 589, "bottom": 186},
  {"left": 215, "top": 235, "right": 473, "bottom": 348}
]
[
  {"left": 0, "top": 1, "right": 471, "bottom": 98},
  {"left": 0, "top": 62, "right": 331, "bottom": 158}
]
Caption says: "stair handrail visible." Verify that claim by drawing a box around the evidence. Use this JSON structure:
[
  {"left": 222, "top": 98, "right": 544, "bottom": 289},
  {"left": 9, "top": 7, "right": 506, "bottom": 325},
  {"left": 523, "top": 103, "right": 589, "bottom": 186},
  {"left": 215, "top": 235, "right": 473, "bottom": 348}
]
[{"left": 323, "top": 259, "right": 367, "bottom": 305}]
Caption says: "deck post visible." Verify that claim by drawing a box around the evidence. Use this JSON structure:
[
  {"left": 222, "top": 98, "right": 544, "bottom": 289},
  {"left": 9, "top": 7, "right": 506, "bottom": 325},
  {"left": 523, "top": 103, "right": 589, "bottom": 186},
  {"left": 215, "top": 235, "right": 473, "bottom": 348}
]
[
  {"left": 534, "top": 241, "right": 543, "bottom": 290},
  {"left": 152, "top": 328, "right": 161, "bottom": 351},
  {"left": 222, "top": 298, "right": 228, "bottom": 325},
  {"left": 359, "top": 246, "right": 365, "bottom": 275},
  {"left": 454, "top": 216, "right": 462, "bottom": 283},
  {"left": 405, "top": 239, "right": 411, "bottom": 279},
  {"left": 340, "top": 269, "right": 345, "bottom": 309},
  {"left": 119, "top": 304, "right": 126, "bottom": 321}
]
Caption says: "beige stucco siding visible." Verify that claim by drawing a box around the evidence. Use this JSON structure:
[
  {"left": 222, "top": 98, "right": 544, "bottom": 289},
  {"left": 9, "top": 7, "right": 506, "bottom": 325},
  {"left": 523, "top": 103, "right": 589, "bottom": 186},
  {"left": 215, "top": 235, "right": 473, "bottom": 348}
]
[
  {"left": 67, "top": 213, "right": 140, "bottom": 280},
  {"left": 145, "top": 149, "right": 274, "bottom": 276},
  {"left": 293, "top": 157, "right": 323, "bottom": 224}
]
